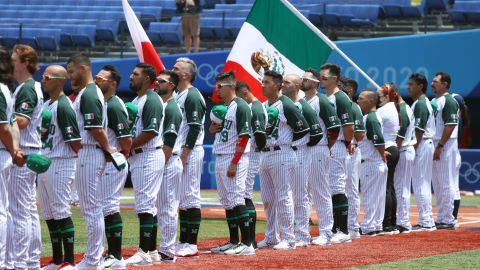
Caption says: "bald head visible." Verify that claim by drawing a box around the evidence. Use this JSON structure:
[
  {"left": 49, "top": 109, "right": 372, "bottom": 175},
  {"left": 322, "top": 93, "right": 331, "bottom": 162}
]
[
  {"left": 42, "top": 65, "right": 67, "bottom": 95},
  {"left": 357, "top": 89, "right": 377, "bottom": 114},
  {"left": 282, "top": 74, "right": 302, "bottom": 100},
  {"left": 46, "top": 65, "right": 67, "bottom": 78}
]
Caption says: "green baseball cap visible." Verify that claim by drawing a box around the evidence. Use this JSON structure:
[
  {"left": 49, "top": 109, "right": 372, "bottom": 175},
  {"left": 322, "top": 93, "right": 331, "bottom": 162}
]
[
  {"left": 26, "top": 153, "right": 52, "bottom": 174},
  {"left": 267, "top": 106, "right": 279, "bottom": 127},
  {"left": 210, "top": 105, "right": 228, "bottom": 124},
  {"left": 125, "top": 102, "right": 138, "bottom": 125},
  {"left": 41, "top": 108, "right": 52, "bottom": 131}
]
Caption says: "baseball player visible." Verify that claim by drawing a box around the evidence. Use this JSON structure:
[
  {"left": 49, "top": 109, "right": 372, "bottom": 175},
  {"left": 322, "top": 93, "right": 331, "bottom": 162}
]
[
  {"left": 67, "top": 84, "right": 81, "bottom": 206},
  {"left": 376, "top": 83, "right": 400, "bottom": 234},
  {"left": 356, "top": 90, "right": 388, "bottom": 236},
  {"left": 173, "top": 57, "right": 206, "bottom": 258},
  {"left": 152, "top": 69, "right": 183, "bottom": 263},
  {"left": 407, "top": 73, "right": 436, "bottom": 232},
  {"left": 319, "top": 63, "right": 353, "bottom": 243},
  {"left": 124, "top": 63, "right": 165, "bottom": 266},
  {"left": 95, "top": 65, "right": 132, "bottom": 269},
  {"left": 386, "top": 84, "right": 416, "bottom": 234},
  {"left": 257, "top": 70, "right": 310, "bottom": 250},
  {"left": 301, "top": 68, "right": 340, "bottom": 245},
  {"left": 38, "top": 65, "right": 81, "bottom": 270},
  {"left": 431, "top": 72, "right": 459, "bottom": 230},
  {"left": 338, "top": 77, "right": 365, "bottom": 239},
  {"left": 6, "top": 44, "right": 43, "bottom": 270},
  {"left": 209, "top": 71, "right": 255, "bottom": 255},
  {"left": 0, "top": 46, "right": 22, "bottom": 270},
  {"left": 67, "top": 53, "right": 115, "bottom": 270},
  {"left": 282, "top": 74, "right": 322, "bottom": 247},
  {"left": 235, "top": 80, "right": 267, "bottom": 247}
]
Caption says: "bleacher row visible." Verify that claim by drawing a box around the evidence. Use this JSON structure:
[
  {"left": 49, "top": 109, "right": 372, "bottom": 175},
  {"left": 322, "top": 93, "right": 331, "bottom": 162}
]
[{"left": 0, "top": 0, "right": 479, "bottom": 51}]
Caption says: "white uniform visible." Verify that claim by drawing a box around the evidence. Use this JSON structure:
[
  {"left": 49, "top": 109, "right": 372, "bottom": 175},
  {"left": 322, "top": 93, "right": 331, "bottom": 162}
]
[
  {"left": 156, "top": 98, "right": 183, "bottom": 257},
  {"left": 431, "top": 94, "right": 459, "bottom": 225},
  {"left": 213, "top": 97, "right": 251, "bottom": 209},
  {"left": 394, "top": 102, "right": 416, "bottom": 229},
  {"left": 6, "top": 79, "right": 43, "bottom": 270},
  {"left": 176, "top": 87, "right": 206, "bottom": 210},
  {"left": 38, "top": 95, "right": 80, "bottom": 221},
  {"left": 259, "top": 96, "right": 309, "bottom": 245},
  {"left": 346, "top": 102, "right": 365, "bottom": 232},
  {"left": 97, "top": 95, "right": 131, "bottom": 217},
  {"left": 291, "top": 99, "right": 322, "bottom": 242},
  {"left": 73, "top": 83, "right": 108, "bottom": 266},
  {"left": 307, "top": 93, "right": 339, "bottom": 239},
  {"left": 411, "top": 95, "right": 436, "bottom": 227},
  {"left": 0, "top": 83, "right": 14, "bottom": 269},
  {"left": 359, "top": 111, "right": 387, "bottom": 233}
]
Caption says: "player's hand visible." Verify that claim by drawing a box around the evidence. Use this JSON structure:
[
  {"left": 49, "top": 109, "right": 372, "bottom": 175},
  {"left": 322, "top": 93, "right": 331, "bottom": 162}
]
[
  {"left": 227, "top": 163, "right": 237, "bottom": 178},
  {"left": 433, "top": 147, "right": 442, "bottom": 161},
  {"left": 382, "top": 153, "right": 387, "bottom": 163},
  {"left": 13, "top": 150, "right": 26, "bottom": 166},
  {"left": 346, "top": 143, "right": 355, "bottom": 155},
  {"left": 209, "top": 123, "right": 222, "bottom": 135},
  {"left": 104, "top": 146, "right": 117, "bottom": 162}
]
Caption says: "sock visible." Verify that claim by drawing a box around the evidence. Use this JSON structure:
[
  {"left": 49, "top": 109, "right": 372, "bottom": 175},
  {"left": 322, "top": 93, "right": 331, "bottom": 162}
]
[
  {"left": 149, "top": 215, "right": 158, "bottom": 252},
  {"left": 46, "top": 219, "right": 63, "bottom": 265},
  {"left": 58, "top": 217, "right": 75, "bottom": 265},
  {"left": 138, "top": 213, "right": 154, "bottom": 252},
  {"left": 105, "top": 212, "right": 123, "bottom": 260},
  {"left": 453, "top": 199, "right": 460, "bottom": 219},
  {"left": 187, "top": 208, "right": 201, "bottom": 245},
  {"left": 179, "top": 210, "right": 188, "bottom": 243},
  {"left": 225, "top": 209, "right": 239, "bottom": 244},
  {"left": 245, "top": 198, "right": 257, "bottom": 245},
  {"left": 332, "top": 194, "right": 349, "bottom": 234},
  {"left": 234, "top": 205, "right": 251, "bottom": 246}
]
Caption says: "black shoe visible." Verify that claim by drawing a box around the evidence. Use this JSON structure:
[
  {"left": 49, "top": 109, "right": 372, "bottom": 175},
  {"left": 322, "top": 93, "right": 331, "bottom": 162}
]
[
  {"left": 411, "top": 224, "right": 423, "bottom": 232},
  {"left": 375, "top": 230, "right": 385, "bottom": 236},
  {"left": 160, "top": 251, "right": 177, "bottom": 263},
  {"left": 396, "top": 225, "right": 411, "bottom": 234},
  {"left": 359, "top": 229, "right": 377, "bottom": 237},
  {"left": 436, "top": 223, "right": 455, "bottom": 230}
]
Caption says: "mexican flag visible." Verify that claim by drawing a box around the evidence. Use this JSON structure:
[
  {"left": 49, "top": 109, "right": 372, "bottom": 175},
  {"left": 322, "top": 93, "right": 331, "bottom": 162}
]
[
  {"left": 122, "top": 0, "right": 165, "bottom": 74},
  {"left": 212, "top": 0, "right": 336, "bottom": 102}
]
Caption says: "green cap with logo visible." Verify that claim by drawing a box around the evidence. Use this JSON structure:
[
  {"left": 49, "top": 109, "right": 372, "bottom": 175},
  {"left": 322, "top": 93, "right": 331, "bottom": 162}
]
[
  {"left": 267, "top": 106, "right": 279, "bottom": 127},
  {"left": 124, "top": 102, "right": 138, "bottom": 126},
  {"left": 26, "top": 153, "right": 52, "bottom": 174},
  {"left": 210, "top": 105, "right": 228, "bottom": 124}
]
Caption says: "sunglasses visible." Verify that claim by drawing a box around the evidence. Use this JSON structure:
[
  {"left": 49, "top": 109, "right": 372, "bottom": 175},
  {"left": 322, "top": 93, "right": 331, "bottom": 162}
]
[
  {"left": 42, "top": 75, "right": 66, "bottom": 81},
  {"left": 95, "top": 75, "right": 111, "bottom": 84},
  {"left": 216, "top": 83, "right": 235, "bottom": 89},
  {"left": 156, "top": 78, "right": 172, "bottom": 84},
  {"left": 302, "top": 77, "right": 320, "bottom": 83},
  {"left": 319, "top": 74, "right": 336, "bottom": 81}
]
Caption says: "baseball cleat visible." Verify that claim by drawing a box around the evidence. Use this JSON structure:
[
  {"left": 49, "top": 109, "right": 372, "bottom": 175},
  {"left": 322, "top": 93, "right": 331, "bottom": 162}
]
[
  {"left": 159, "top": 251, "right": 177, "bottom": 263},
  {"left": 360, "top": 230, "right": 377, "bottom": 237},
  {"left": 149, "top": 250, "right": 161, "bottom": 264},
  {"left": 75, "top": 259, "right": 103, "bottom": 270},
  {"left": 124, "top": 249, "right": 153, "bottom": 266},
  {"left": 103, "top": 255, "right": 126, "bottom": 269},
  {"left": 256, "top": 239, "right": 278, "bottom": 249},
  {"left": 348, "top": 230, "right": 361, "bottom": 239},
  {"left": 330, "top": 232, "right": 352, "bottom": 243},
  {"left": 224, "top": 243, "right": 256, "bottom": 255},
  {"left": 311, "top": 235, "right": 329, "bottom": 246},
  {"left": 396, "top": 226, "right": 411, "bottom": 234},
  {"left": 176, "top": 244, "right": 199, "bottom": 258},
  {"left": 436, "top": 223, "right": 454, "bottom": 230},
  {"left": 42, "top": 262, "right": 60, "bottom": 270},
  {"left": 56, "top": 262, "right": 76, "bottom": 270},
  {"left": 294, "top": 240, "right": 309, "bottom": 247},
  {"left": 272, "top": 241, "right": 296, "bottom": 250},
  {"left": 210, "top": 242, "right": 236, "bottom": 254}
]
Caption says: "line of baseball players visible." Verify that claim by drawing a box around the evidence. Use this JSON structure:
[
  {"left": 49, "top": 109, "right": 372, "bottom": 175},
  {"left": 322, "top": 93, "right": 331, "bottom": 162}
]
[{"left": 0, "top": 44, "right": 464, "bottom": 269}]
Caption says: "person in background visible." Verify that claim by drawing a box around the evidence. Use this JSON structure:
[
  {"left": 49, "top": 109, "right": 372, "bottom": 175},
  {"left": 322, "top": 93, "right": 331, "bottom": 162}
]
[{"left": 176, "top": 0, "right": 201, "bottom": 53}]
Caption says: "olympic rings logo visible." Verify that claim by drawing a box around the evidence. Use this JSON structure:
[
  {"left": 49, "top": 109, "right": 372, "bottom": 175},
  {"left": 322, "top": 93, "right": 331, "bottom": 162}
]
[
  {"left": 196, "top": 63, "right": 224, "bottom": 87},
  {"left": 459, "top": 161, "right": 480, "bottom": 184}
]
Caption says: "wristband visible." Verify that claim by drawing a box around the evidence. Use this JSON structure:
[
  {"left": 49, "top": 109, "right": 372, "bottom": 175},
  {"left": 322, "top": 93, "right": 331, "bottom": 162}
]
[
  {"left": 327, "top": 130, "right": 339, "bottom": 138},
  {"left": 231, "top": 136, "right": 249, "bottom": 164}
]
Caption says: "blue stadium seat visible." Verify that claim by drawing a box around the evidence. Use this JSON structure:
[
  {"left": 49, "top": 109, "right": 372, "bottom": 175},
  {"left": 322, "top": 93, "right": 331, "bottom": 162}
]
[
  {"left": 224, "top": 17, "right": 245, "bottom": 38},
  {"left": 203, "top": 0, "right": 222, "bottom": 9},
  {"left": 171, "top": 16, "right": 181, "bottom": 23},
  {"left": 199, "top": 17, "right": 223, "bottom": 40},
  {"left": 326, "top": 4, "right": 382, "bottom": 26},
  {"left": 59, "top": 24, "right": 96, "bottom": 48},
  {"left": 425, "top": 0, "right": 449, "bottom": 11},
  {"left": 449, "top": 1, "right": 480, "bottom": 23},
  {"left": 147, "top": 22, "right": 182, "bottom": 45},
  {"left": 214, "top": 4, "right": 252, "bottom": 10},
  {"left": 235, "top": 0, "right": 255, "bottom": 4}
]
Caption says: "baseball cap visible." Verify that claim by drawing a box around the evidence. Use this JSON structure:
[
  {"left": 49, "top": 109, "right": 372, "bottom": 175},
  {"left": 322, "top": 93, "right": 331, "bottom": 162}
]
[
  {"left": 41, "top": 108, "right": 52, "bottom": 135},
  {"left": 210, "top": 105, "right": 228, "bottom": 124},
  {"left": 124, "top": 102, "right": 138, "bottom": 125},
  {"left": 26, "top": 153, "right": 52, "bottom": 174},
  {"left": 267, "top": 106, "right": 279, "bottom": 127}
]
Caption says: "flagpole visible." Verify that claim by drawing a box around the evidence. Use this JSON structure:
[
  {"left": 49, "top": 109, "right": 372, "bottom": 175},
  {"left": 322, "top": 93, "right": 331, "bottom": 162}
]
[{"left": 281, "top": 0, "right": 381, "bottom": 89}]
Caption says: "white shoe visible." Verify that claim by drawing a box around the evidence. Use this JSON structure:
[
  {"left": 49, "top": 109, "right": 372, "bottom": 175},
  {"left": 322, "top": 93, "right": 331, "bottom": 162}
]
[
  {"left": 211, "top": 242, "right": 236, "bottom": 254},
  {"left": 42, "top": 263, "right": 60, "bottom": 270},
  {"left": 76, "top": 260, "right": 103, "bottom": 270},
  {"left": 57, "top": 262, "right": 76, "bottom": 270},
  {"left": 311, "top": 235, "right": 329, "bottom": 246},
  {"left": 224, "top": 243, "right": 256, "bottom": 255},
  {"left": 149, "top": 250, "right": 161, "bottom": 264},
  {"left": 124, "top": 249, "right": 153, "bottom": 266},
  {"left": 330, "top": 232, "right": 352, "bottom": 244},
  {"left": 104, "top": 255, "right": 126, "bottom": 269},
  {"left": 175, "top": 242, "right": 187, "bottom": 253},
  {"left": 272, "top": 241, "right": 296, "bottom": 250},
  {"left": 176, "top": 244, "right": 199, "bottom": 258},
  {"left": 454, "top": 220, "right": 460, "bottom": 228},
  {"left": 256, "top": 239, "right": 277, "bottom": 249},
  {"left": 295, "top": 240, "right": 309, "bottom": 247},
  {"left": 349, "top": 230, "right": 361, "bottom": 239}
]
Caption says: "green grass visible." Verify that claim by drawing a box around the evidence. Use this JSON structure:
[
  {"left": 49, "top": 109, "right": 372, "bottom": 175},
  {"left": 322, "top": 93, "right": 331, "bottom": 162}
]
[
  {"left": 40, "top": 207, "right": 267, "bottom": 258},
  {"left": 349, "top": 249, "right": 480, "bottom": 269}
]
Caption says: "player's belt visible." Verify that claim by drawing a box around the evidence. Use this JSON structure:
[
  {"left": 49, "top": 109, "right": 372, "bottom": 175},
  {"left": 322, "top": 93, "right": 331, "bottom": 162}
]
[
  {"left": 291, "top": 146, "right": 298, "bottom": 151},
  {"left": 262, "top": 146, "right": 291, "bottom": 152},
  {"left": 132, "top": 146, "right": 162, "bottom": 154},
  {"left": 254, "top": 148, "right": 262, "bottom": 152}
]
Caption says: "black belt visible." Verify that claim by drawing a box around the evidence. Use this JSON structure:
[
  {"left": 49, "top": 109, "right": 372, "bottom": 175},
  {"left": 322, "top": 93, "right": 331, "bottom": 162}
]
[
  {"left": 361, "top": 159, "right": 365, "bottom": 163},
  {"left": 262, "top": 146, "right": 288, "bottom": 152},
  {"left": 254, "top": 148, "right": 262, "bottom": 152},
  {"left": 133, "top": 146, "right": 162, "bottom": 154},
  {"left": 292, "top": 146, "right": 298, "bottom": 151}
]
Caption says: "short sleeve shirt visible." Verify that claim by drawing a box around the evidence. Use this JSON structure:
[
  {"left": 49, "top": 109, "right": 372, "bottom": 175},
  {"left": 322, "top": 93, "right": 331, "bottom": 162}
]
[
  {"left": 359, "top": 111, "right": 384, "bottom": 161},
  {"left": 431, "top": 94, "right": 459, "bottom": 140},
  {"left": 131, "top": 90, "right": 164, "bottom": 149},
  {"left": 106, "top": 95, "right": 131, "bottom": 149},
  {"left": 13, "top": 79, "right": 43, "bottom": 148},
  {"left": 292, "top": 98, "right": 322, "bottom": 147},
  {"left": 328, "top": 90, "right": 353, "bottom": 140},
  {"left": 249, "top": 100, "right": 267, "bottom": 148},
  {"left": 0, "top": 83, "right": 14, "bottom": 149},
  {"left": 377, "top": 102, "right": 400, "bottom": 148},
  {"left": 411, "top": 95, "right": 435, "bottom": 139},
  {"left": 397, "top": 102, "right": 416, "bottom": 147},
  {"left": 176, "top": 87, "right": 206, "bottom": 147},
  {"left": 163, "top": 98, "right": 183, "bottom": 153},
  {"left": 73, "top": 83, "right": 107, "bottom": 145},
  {"left": 307, "top": 93, "right": 341, "bottom": 146}
]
